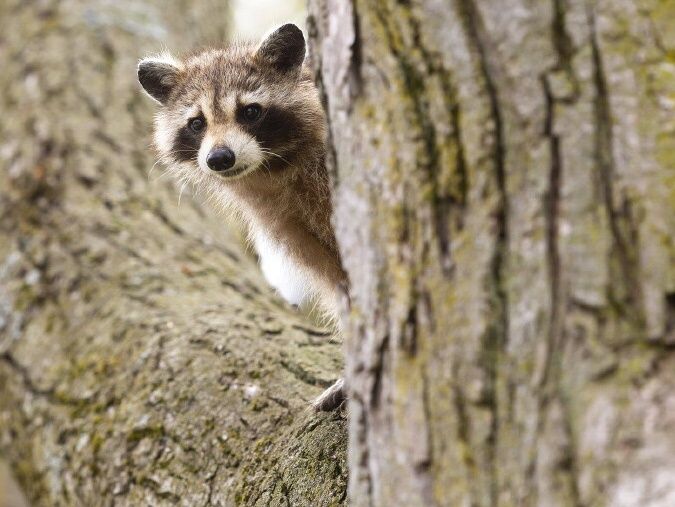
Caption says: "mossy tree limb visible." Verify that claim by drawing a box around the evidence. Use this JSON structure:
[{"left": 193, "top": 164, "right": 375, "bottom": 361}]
[{"left": 0, "top": 1, "right": 346, "bottom": 505}]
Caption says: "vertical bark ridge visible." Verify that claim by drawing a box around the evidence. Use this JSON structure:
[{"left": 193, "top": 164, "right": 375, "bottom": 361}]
[
  {"left": 589, "top": 7, "right": 644, "bottom": 328},
  {"left": 455, "top": 1, "right": 510, "bottom": 504}
]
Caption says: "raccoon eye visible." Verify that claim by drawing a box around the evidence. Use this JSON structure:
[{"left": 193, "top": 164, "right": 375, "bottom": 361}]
[
  {"left": 188, "top": 117, "right": 205, "bottom": 133},
  {"left": 242, "top": 104, "right": 262, "bottom": 122}
]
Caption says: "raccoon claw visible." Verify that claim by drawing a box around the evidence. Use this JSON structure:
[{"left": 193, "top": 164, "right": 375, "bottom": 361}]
[
  {"left": 337, "top": 280, "right": 351, "bottom": 311},
  {"left": 311, "top": 378, "right": 346, "bottom": 412}
]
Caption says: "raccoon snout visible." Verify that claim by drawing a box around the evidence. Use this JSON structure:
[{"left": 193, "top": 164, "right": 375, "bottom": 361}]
[{"left": 206, "top": 147, "right": 236, "bottom": 172}]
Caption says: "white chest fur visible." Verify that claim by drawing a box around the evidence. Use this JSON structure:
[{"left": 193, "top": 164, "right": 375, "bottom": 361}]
[{"left": 252, "top": 230, "right": 311, "bottom": 307}]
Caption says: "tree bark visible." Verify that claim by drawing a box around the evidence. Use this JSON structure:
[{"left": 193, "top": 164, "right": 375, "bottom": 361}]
[
  {"left": 0, "top": 1, "right": 346, "bottom": 505},
  {"left": 309, "top": 0, "right": 675, "bottom": 506}
]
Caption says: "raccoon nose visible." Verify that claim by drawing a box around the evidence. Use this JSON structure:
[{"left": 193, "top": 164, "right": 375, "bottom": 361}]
[{"left": 207, "top": 147, "right": 236, "bottom": 171}]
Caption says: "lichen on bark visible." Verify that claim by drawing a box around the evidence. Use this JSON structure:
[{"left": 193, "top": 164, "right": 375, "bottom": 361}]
[
  {"left": 309, "top": 0, "right": 675, "bottom": 505},
  {"left": 0, "top": 1, "right": 346, "bottom": 505}
]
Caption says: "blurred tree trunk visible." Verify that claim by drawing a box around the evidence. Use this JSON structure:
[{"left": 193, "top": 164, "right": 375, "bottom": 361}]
[
  {"left": 309, "top": 0, "right": 675, "bottom": 506},
  {"left": 0, "top": 1, "right": 346, "bottom": 506}
]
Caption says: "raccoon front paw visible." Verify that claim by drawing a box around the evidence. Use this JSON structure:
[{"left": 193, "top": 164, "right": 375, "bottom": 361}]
[{"left": 311, "top": 378, "right": 346, "bottom": 412}]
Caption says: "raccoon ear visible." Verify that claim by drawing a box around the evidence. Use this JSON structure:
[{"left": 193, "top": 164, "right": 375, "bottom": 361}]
[
  {"left": 256, "top": 24, "right": 306, "bottom": 74},
  {"left": 138, "top": 56, "right": 182, "bottom": 104}
]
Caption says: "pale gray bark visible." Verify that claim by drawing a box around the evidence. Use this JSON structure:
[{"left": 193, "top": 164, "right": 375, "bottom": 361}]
[
  {"left": 0, "top": 1, "right": 346, "bottom": 505},
  {"left": 309, "top": 0, "right": 675, "bottom": 505}
]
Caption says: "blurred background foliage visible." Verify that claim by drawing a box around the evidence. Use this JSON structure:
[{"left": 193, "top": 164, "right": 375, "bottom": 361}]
[{"left": 231, "top": 0, "right": 306, "bottom": 40}]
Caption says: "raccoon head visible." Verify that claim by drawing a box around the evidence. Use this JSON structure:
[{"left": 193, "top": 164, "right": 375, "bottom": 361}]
[{"left": 138, "top": 24, "right": 325, "bottom": 185}]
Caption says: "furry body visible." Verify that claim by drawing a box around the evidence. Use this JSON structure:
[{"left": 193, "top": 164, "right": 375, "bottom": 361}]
[
  {"left": 138, "top": 25, "right": 347, "bottom": 410},
  {"left": 139, "top": 25, "right": 346, "bottom": 318}
]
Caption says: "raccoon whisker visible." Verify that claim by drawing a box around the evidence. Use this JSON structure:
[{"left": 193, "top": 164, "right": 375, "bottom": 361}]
[
  {"left": 177, "top": 180, "right": 189, "bottom": 207},
  {"left": 260, "top": 159, "right": 274, "bottom": 179},
  {"left": 155, "top": 151, "right": 200, "bottom": 169},
  {"left": 239, "top": 135, "right": 262, "bottom": 164},
  {"left": 307, "top": 294, "right": 321, "bottom": 316},
  {"left": 150, "top": 168, "right": 176, "bottom": 183},
  {"left": 148, "top": 159, "right": 163, "bottom": 180},
  {"left": 236, "top": 136, "right": 273, "bottom": 179},
  {"left": 259, "top": 147, "right": 288, "bottom": 159},
  {"left": 260, "top": 149, "right": 292, "bottom": 166},
  {"left": 162, "top": 151, "right": 200, "bottom": 158}
]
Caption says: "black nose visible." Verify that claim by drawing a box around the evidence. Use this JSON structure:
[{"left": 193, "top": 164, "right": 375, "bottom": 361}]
[{"left": 206, "top": 147, "right": 236, "bottom": 171}]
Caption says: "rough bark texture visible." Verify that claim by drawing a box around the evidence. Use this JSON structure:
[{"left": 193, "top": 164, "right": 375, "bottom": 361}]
[
  {"left": 0, "top": 1, "right": 346, "bottom": 505},
  {"left": 309, "top": 0, "right": 675, "bottom": 505}
]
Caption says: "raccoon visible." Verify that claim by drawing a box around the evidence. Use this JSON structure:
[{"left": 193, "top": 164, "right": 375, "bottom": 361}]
[{"left": 138, "top": 24, "right": 346, "bottom": 411}]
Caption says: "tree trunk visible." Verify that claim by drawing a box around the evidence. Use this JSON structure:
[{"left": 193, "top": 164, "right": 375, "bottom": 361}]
[
  {"left": 0, "top": 1, "right": 346, "bottom": 505},
  {"left": 309, "top": 0, "right": 675, "bottom": 506}
]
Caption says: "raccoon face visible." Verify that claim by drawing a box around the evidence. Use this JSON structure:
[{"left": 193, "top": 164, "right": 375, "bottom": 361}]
[{"left": 138, "top": 24, "right": 322, "bottom": 183}]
